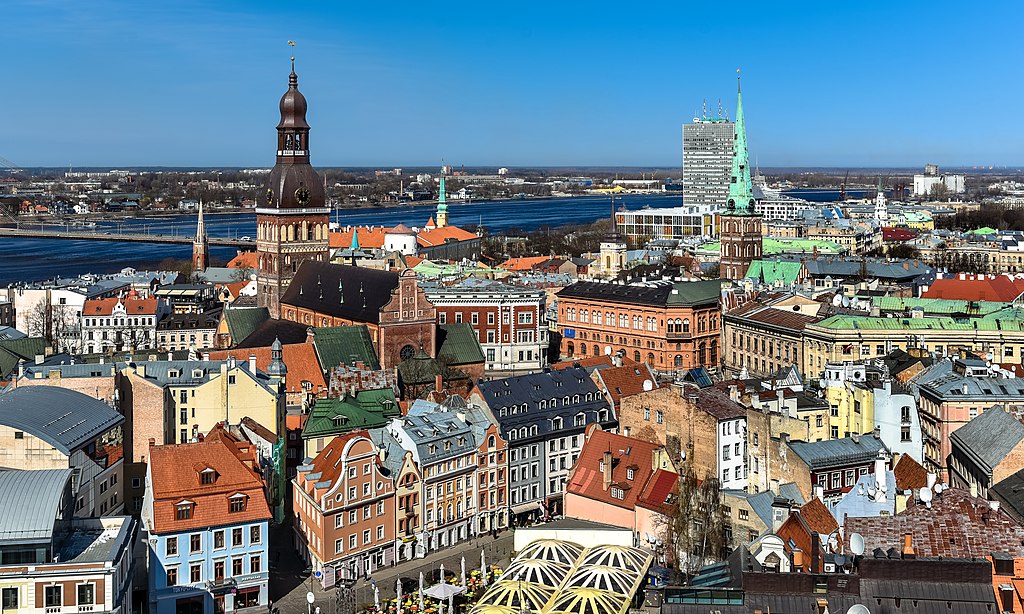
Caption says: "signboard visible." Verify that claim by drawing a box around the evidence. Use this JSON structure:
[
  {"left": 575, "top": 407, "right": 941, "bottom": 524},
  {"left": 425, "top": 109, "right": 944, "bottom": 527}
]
[{"left": 563, "top": 328, "right": 576, "bottom": 339}]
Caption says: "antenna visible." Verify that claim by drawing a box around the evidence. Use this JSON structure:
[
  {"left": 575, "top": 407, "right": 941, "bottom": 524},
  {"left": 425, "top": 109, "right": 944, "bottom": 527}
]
[
  {"left": 702, "top": 99, "right": 707, "bottom": 119},
  {"left": 849, "top": 532, "right": 865, "bottom": 556}
]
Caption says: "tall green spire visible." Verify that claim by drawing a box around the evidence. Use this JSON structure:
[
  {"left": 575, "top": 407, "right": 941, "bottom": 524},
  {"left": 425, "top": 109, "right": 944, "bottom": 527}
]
[
  {"left": 350, "top": 227, "right": 360, "bottom": 251},
  {"left": 727, "top": 74, "right": 756, "bottom": 215},
  {"left": 437, "top": 164, "right": 448, "bottom": 214}
]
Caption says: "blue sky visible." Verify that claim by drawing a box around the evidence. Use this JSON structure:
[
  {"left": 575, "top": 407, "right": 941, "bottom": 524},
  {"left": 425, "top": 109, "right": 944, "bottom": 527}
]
[{"left": 3, "top": 0, "right": 1023, "bottom": 168}]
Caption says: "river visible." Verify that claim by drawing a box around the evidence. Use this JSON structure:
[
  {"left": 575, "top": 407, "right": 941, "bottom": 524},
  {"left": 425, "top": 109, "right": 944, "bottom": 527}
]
[{"left": 1, "top": 193, "right": 684, "bottom": 284}]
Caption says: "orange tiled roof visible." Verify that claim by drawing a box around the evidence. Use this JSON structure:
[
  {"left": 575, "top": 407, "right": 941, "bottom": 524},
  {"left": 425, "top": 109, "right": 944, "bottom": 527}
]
[
  {"left": 417, "top": 225, "right": 478, "bottom": 247},
  {"left": 83, "top": 297, "right": 159, "bottom": 316},
  {"left": 799, "top": 497, "right": 839, "bottom": 536},
  {"left": 148, "top": 433, "right": 271, "bottom": 534},
  {"left": 498, "top": 256, "right": 550, "bottom": 271},
  {"left": 551, "top": 355, "right": 638, "bottom": 371},
  {"left": 224, "top": 281, "right": 250, "bottom": 299},
  {"left": 227, "top": 252, "right": 257, "bottom": 269},
  {"left": 330, "top": 228, "right": 387, "bottom": 250},
  {"left": 566, "top": 429, "right": 665, "bottom": 510},
  {"left": 922, "top": 275, "right": 1024, "bottom": 302},
  {"left": 594, "top": 363, "right": 660, "bottom": 406},
  {"left": 208, "top": 342, "right": 325, "bottom": 395}
]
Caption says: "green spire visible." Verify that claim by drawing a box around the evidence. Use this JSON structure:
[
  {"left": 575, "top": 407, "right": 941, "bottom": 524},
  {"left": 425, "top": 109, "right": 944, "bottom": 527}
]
[
  {"left": 727, "top": 74, "right": 756, "bottom": 215},
  {"left": 350, "top": 228, "right": 360, "bottom": 251},
  {"left": 437, "top": 164, "right": 448, "bottom": 214}
]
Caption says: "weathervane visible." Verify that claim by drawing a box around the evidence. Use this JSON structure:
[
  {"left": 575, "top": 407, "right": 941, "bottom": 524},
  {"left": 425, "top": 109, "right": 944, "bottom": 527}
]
[{"left": 288, "top": 39, "right": 297, "bottom": 70}]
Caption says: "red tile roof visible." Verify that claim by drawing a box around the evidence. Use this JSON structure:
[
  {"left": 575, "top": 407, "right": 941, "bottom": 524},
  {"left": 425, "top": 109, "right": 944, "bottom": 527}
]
[
  {"left": 845, "top": 488, "right": 1024, "bottom": 558},
  {"left": 566, "top": 428, "right": 670, "bottom": 511},
  {"left": 593, "top": 363, "right": 660, "bottom": 406},
  {"left": 330, "top": 228, "right": 388, "bottom": 250},
  {"left": 636, "top": 468, "right": 678, "bottom": 514},
  {"left": 148, "top": 431, "right": 271, "bottom": 534},
  {"left": 417, "top": 226, "right": 478, "bottom": 247},
  {"left": 923, "top": 275, "right": 1024, "bottom": 302},
  {"left": 208, "top": 342, "right": 325, "bottom": 396},
  {"left": 83, "top": 297, "right": 160, "bottom": 316},
  {"left": 893, "top": 453, "right": 931, "bottom": 491},
  {"left": 227, "top": 252, "right": 257, "bottom": 269},
  {"left": 498, "top": 256, "right": 550, "bottom": 271},
  {"left": 551, "top": 355, "right": 638, "bottom": 371},
  {"left": 799, "top": 497, "right": 839, "bottom": 536}
]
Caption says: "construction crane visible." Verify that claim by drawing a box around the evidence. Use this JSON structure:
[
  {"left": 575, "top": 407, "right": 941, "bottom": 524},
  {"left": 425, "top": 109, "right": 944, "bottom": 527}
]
[{"left": 839, "top": 170, "right": 850, "bottom": 201}]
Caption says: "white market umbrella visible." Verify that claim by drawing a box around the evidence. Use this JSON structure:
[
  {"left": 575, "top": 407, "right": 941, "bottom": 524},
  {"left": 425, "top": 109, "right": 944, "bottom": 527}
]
[
  {"left": 396, "top": 579, "right": 402, "bottom": 608},
  {"left": 461, "top": 556, "right": 467, "bottom": 587},
  {"left": 419, "top": 572, "right": 425, "bottom": 610},
  {"left": 480, "top": 549, "right": 487, "bottom": 583},
  {"left": 374, "top": 586, "right": 380, "bottom": 610}
]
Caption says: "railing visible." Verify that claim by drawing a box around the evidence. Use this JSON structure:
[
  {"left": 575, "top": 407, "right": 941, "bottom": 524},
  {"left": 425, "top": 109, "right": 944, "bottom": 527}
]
[{"left": 78, "top": 606, "right": 95, "bottom": 612}]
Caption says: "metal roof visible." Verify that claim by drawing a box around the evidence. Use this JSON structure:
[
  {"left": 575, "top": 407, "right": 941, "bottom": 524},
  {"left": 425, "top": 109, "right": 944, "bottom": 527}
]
[
  {"left": 788, "top": 435, "right": 886, "bottom": 471},
  {"left": 0, "top": 386, "right": 123, "bottom": 454},
  {"left": 0, "top": 469, "right": 72, "bottom": 543},
  {"left": 950, "top": 406, "right": 1024, "bottom": 475}
]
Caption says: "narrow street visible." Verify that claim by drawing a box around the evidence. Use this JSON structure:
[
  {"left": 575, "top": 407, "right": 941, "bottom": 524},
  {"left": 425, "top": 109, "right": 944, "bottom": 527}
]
[{"left": 269, "top": 520, "right": 516, "bottom": 614}]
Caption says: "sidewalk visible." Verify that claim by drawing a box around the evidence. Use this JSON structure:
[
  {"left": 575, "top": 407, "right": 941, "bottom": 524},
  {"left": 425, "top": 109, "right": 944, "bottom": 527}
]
[{"left": 270, "top": 523, "right": 516, "bottom": 614}]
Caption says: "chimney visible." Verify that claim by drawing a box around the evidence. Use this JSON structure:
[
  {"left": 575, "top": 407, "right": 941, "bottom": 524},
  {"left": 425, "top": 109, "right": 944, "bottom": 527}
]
[
  {"left": 602, "top": 451, "right": 613, "bottom": 490},
  {"left": 202, "top": 351, "right": 211, "bottom": 362},
  {"left": 780, "top": 432, "right": 790, "bottom": 444},
  {"left": 851, "top": 432, "right": 860, "bottom": 444},
  {"left": 792, "top": 548, "right": 804, "bottom": 570},
  {"left": 435, "top": 374, "right": 443, "bottom": 394},
  {"left": 813, "top": 485, "right": 824, "bottom": 502},
  {"left": 729, "top": 384, "right": 739, "bottom": 402},
  {"left": 306, "top": 327, "right": 315, "bottom": 343},
  {"left": 17, "top": 361, "right": 24, "bottom": 379},
  {"left": 815, "top": 599, "right": 828, "bottom": 614},
  {"left": 34, "top": 354, "right": 43, "bottom": 365},
  {"left": 901, "top": 533, "right": 915, "bottom": 558},
  {"left": 248, "top": 354, "right": 257, "bottom": 373},
  {"left": 167, "top": 352, "right": 173, "bottom": 360}
]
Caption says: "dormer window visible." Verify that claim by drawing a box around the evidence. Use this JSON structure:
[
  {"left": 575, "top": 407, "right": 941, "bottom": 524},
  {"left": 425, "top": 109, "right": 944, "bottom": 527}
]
[
  {"left": 444, "top": 441, "right": 452, "bottom": 451},
  {"left": 627, "top": 468, "right": 635, "bottom": 481},
  {"left": 176, "top": 501, "right": 194, "bottom": 520},
  {"left": 228, "top": 493, "right": 247, "bottom": 513},
  {"left": 574, "top": 413, "right": 586, "bottom": 427},
  {"left": 168, "top": 369, "right": 180, "bottom": 378},
  {"left": 191, "top": 369, "right": 204, "bottom": 379},
  {"left": 429, "top": 444, "right": 437, "bottom": 454},
  {"left": 199, "top": 468, "right": 217, "bottom": 485}
]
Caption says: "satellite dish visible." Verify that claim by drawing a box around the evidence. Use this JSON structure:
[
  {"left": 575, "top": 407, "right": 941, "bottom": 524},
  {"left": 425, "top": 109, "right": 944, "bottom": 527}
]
[
  {"left": 850, "top": 532, "right": 865, "bottom": 556},
  {"left": 842, "top": 295, "right": 851, "bottom": 308},
  {"left": 834, "top": 554, "right": 847, "bottom": 567},
  {"left": 604, "top": 346, "right": 612, "bottom": 356},
  {"left": 847, "top": 605, "right": 871, "bottom": 614},
  {"left": 832, "top": 294, "right": 843, "bottom": 307},
  {"left": 919, "top": 487, "right": 933, "bottom": 503}
]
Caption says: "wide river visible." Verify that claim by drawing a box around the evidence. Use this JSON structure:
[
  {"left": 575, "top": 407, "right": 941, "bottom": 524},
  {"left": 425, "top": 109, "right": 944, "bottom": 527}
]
[{"left": 1, "top": 193, "right": 687, "bottom": 284}]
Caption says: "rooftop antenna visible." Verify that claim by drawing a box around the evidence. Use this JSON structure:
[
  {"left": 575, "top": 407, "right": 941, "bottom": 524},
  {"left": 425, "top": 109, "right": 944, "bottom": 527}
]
[
  {"left": 717, "top": 98, "right": 724, "bottom": 119},
  {"left": 702, "top": 99, "right": 707, "bottom": 119}
]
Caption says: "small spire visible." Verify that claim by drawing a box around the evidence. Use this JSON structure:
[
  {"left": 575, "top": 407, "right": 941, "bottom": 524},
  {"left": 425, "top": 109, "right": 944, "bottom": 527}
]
[{"left": 289, "top": 56, "right": 297, "bottom": 88}]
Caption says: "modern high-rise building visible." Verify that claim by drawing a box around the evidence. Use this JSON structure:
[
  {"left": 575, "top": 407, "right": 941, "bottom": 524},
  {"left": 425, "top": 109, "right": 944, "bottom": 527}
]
[{"left": 683, "top": 111, "right": 734, "bottom": 212}]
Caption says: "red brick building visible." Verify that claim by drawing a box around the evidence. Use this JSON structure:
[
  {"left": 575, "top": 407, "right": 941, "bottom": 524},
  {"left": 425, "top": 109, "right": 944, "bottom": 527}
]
[
  {"left": 281, "top": 263, "right": 436, "bottom": 369},
  {"left": 293, "top": 431, "right": 397, "bottom": 584},
  {"left": 556, "top": 279, "right": 722, "bottom": 373}
]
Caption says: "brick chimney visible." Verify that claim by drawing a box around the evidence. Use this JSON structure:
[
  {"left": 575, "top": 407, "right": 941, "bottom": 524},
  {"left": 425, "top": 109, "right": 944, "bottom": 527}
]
[
  {"left": 602, "top": 451, "right": 613, "bottom": 490},
  {"left": 901, "top": 533, "right": 915, "bottom": 558},
  {"left": 435, "top": 374, "right": 444, "bottom": 394}
]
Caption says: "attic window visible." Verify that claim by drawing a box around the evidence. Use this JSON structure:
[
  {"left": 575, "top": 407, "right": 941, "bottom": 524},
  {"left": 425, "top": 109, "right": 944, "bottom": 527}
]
[
  {"left": 444, "top": 441, "right": 451, "bottom": 451},
  {"left": 200, "top": 468, "right": 217, "bottom": 485},
  {"left": 228, "top": 493, "right": 248, "bottom": 513},
  {"left": 333, "top": 415, "right": 346, "bottom": 425},
  {"left": 429, "top": 444, "right": 437, "bottom": 454},
  {"left": 168, "top": 369, "right": 180, "bottom": 378},
  {"left": 611, "top": 487, "right": 624, "bottom": 500},
  {"left": 175, "top": 501, "right": 194, "bottom": 520},
  {"left": 627, "top": 468, "right": 635, "bottom": 480},
  {"left": 192, "top": 369, "right": 204, "bottom": 378}
]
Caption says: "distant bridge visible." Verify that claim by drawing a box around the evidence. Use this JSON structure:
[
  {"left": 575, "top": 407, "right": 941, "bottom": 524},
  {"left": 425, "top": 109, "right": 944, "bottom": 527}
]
[{"left": 0, "top": 227, "right": 254, "bottom": 247}]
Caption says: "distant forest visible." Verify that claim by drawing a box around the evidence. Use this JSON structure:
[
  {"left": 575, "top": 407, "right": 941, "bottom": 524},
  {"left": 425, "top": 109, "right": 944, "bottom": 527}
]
[{"left": 936, "top": 205, "right": 1024, "bottom": 232}]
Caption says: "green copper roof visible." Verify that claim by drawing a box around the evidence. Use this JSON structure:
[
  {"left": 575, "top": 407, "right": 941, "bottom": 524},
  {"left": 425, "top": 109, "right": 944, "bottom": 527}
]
[
  {"left": 812, "top": 314, "right": 1024, "bottom": 332},
  {"left": 0, "top": 337, "right": 46, "bottom": 379},
  {"left": 437, "top": 165, "right": 448, "bottom": 214},
  {"left": 302, "top": 387, "right": 399, "bottom": 439},
  {"left": 969, "top": 226, "right": 998, "bottom": 235},
  {"left": 726, "top": 76, "right": 756, "bottom": 216},
  {"left": 438, "top": 323, "right": 486, "bottom": 365},
  {"left": 745, "top": 260, "right": 804, "bottom": 284},
  {"left": 224, "top": 307, "right": 270, "bottom": 345},
  {"left": 871, "top": 297, "right": 1008, "bottom": 316},
  {"left": 313, "top": 325, "right": 380, "bottom": 371}
]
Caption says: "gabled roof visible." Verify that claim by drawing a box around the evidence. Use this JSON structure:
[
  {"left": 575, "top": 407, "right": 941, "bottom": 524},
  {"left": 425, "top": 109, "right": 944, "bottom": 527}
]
[
  {"left": 798, "top": 497, "right": 839, "bottom": 535},
  {"left": 498, "top": 256, "right": 550, "bottom": 271},
  {"left": 313, "top": 325, "right": 380, "bottom": 371},
  {"left": 950, "top": 407, "right": 1024, "bottom": 475},
  {"left": 592, "top": 363, "right": 659, "bottom": 407},
  {"left": 550, "top": 355, "right": 638, "bottom": 373},
  {"left": 923, "top": 275, "right": 1024, "bottom": 302},
  {"left": 303, "top": 388, "right": 399, "bottom": 438},
  {"left": 0, "top": 337, "right": 46, "bottom": 379},
  {"left": 0, "top": 469, "right": 73, "bottom": 543},
  {"left": 300, "top": 431, "right": 384, "bottom": 495},
  {"left": 394, "top": 408, "right": 475, "bottom": 464},
  {"left": 417, "top": 225, "right": 478, "bottom": 247},
  {"left": 208, "top": 343, "right": 323, "bottom": 396},
  {"left": 281, "top": 262, "right": 401, "bottom": 324},
  {"left": 696, "top": 387, "right": 747, "bottom": 421},
  {"left": 227, "top": 252, "right": 257, "bottom": 269},
  {"left": 0, "top": 386, "right": 123, "bottom": 454},
  {"left": 235, "top": 318, "right": 308, "bottom": 348},
  {"left": 893, "top": 453, "right": 930, "bottom": 491},
  {"left": 438, "top": 323, "right": 485, "bottom": 366},
  {"left": 474, "top": 367, "right": 612, "bottom": 437},
  {"left": 223, "top": 307, "right": 270, "bottom": 344},
  {"left": 636, "top": 468, "right": 678, "bottom": 515},
  {"left": 787, "top": 435, "right": 886, "bottom": 471},
  {"left": 148, "top": 431, "right": 271, "bottom": 533},
  {"left": 566, "top": 429, "right": 670, "bottom": 511},
  {"left": 330, "top": 228, "right": 387, "bottom": 250},
  {"left": 745, "top": 260, "right": 804, "bottom": 285},
  {"left": 83, "top": 297, "right": 160, "bottom": 316}
]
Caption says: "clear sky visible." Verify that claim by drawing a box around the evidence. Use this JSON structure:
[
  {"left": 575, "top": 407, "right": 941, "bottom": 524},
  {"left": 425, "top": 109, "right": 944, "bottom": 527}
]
[{"left": 4, "top": 0, "right": 1023, "bottom": 168}]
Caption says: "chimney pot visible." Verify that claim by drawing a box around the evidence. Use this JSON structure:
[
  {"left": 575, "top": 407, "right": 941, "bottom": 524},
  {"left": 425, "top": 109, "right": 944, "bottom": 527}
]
[
  {"left": 902, "top": 532, "right": 915, "bottom": 558},
  {"left": 602, "top": 451, "right": 613, "bottom": 490},
  {"left": 248, "top": 354, "right": 257, "bottom": 373}
]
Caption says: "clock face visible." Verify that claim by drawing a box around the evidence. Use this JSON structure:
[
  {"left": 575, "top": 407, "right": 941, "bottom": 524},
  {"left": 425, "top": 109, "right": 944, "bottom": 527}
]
[
  {"left": 295, "top": 187, "right": 311, "bottom": 206},
  {"left": 265, "top": 188, "right": 274, "bottom": 205}
]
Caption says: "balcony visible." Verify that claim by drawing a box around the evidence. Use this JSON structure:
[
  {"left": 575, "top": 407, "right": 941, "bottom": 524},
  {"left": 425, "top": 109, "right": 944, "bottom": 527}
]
[{"left": 666, "top": 331, "right": 691, "bottom": 340}]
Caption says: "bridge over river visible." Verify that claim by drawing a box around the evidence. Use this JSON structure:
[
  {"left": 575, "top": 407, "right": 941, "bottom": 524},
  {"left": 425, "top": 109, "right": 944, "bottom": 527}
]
[{"left": 0, "top": 226, "right": 254, "bottom": 247}]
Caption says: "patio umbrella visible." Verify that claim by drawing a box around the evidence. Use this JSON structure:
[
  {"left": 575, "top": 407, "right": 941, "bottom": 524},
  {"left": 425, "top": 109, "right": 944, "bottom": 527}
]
[
  {"left": 396, "top": 579, "right": 402, "bottom": 608},
  {"left": 440, "top": 563, "right": 445, "bottom": 584},
  {"left": 448, "top": 592, "right": 454, "bottom": 614},
  {"left": 419, "top": 572, "right": 425, "bottom": 610},
  {"left": 461, "top": 556, "right": 467, "bottom": 587},
  {"left": 374, "top": 586, "right": 380, "bottom": 611},
  {"left": 438, "top": 602, "right": 445, "bottom": 614},
  {"left": 480, "top": 549, "right": 486, "bottom": 581}
]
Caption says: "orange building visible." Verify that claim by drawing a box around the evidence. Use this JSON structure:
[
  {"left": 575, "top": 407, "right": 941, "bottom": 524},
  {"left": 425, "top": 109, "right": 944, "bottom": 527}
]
[
  {"left": 555, "top": 279, "right": 722, "bottom": 372},
  {"left": 293, "top": 431, "right": 396, "bottom": 584}
]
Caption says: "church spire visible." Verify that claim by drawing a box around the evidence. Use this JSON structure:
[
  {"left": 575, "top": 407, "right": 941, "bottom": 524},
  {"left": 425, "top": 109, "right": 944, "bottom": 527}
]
[
  {"left": 436, "top": 163, "right": 449, "bottom": 228},
  {"left": 727, "top": 72, "right": 755, "bottom": 215},
  {"left": 192, "top": 199, "right": 208, "bottom": 272}
]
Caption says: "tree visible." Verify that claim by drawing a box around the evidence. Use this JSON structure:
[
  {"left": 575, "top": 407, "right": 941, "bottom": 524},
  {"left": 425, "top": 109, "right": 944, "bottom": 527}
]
[
  {"left": 928, "top": 182, "right": 950, "bottom": 202},
  {"left": 24, "top": 298, "right": 77, "bottom": 352},
  {"left": 668, "top": 461, "right": 728, "bottom": 577}
]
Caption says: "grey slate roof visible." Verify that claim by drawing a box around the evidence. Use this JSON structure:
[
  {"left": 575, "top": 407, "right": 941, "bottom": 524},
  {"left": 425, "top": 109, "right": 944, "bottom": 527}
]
[
  {"left": 0, "top": 387, "right": 123, "bottom": 455},
  {"left": 0, "top": 468, "right": 72, "bottom": 543},
  {"left": 556, "top": 279, "right": 722, "bottom": 308},
  {"left": 787, "top": 434, "right": 886, "bottom": 471},
  {"left": 921, "top": 372, "right": 1024, "bottom": 401},
  {"left": 950, "top": 406, "right": 1024, "bottom": 475},
  {"left": 281, "top": 262, "right": 400, "bottom": 324},
  {"left": 474, "top": 367, "right": 613, "bottom": 443},
  {"left": 396, "top": 405, "right": 474, "bottom": 465}
]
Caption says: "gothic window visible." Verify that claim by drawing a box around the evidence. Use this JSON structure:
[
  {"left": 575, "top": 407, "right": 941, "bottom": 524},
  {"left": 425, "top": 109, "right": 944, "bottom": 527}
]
[
  {"left": 400, "top": 345, "right": 415, "bottom": 361},
  {"left": 633, "top": 350, "right": 641, "bottom": 363},
  {"left": 682, "top": 319, "right": 690, "bottom": 333},
  {"left": 674, "top": 355, "right": 683, "bottom": 367}
]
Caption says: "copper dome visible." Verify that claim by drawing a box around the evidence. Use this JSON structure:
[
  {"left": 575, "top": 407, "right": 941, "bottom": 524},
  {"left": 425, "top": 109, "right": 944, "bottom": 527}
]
[{"left": 277, "top": 63, "right": 310, "bottom": 130}]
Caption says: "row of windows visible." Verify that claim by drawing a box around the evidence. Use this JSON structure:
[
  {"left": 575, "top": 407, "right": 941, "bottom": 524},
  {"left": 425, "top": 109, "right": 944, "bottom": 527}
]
[
  {"left": 166, "top": 555, "right": 262, "bottom": 586},
  {"left": 335, "top": 526, "right": 387, "bottom": 554},
  {"left": 3, "top": 584, "right": 97, "bottom": 609},
  {"left": 84, "top": 317, "right": 154, "bottom": 327},
  {"left": 164, "top": 525, "right": 261, "bottom": 556}
]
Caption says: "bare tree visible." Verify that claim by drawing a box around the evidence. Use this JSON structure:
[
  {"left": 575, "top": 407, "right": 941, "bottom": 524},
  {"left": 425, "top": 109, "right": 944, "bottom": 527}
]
[
  {"left": 669, "top": 462, "right": 728, "bottom": 577},
  {"left": 25, "top": 299, "right": 77, "bottom": 352}
]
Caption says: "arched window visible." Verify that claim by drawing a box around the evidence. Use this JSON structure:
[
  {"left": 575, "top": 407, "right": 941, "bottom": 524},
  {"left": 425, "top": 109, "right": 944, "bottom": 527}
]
[
  {"left": 647, "top": 352, "right": 655, "bottom": 363},
  {"left": 674, "top": 355, "right": 683, "bottom": 367},
  {"left": 633, "top": 350, "right": 641, "bottom": 363},
  {"left": 682, "top": 318, "right": 690, "bottom": 333},
  {"left": 566, "top": 341, "right": 575, "bottom": 357},
  {"left": 488, "top": 435, "right": 496, "bottom": 448},
  {"left": 593, "top": 344, "right": 599, "bottom": 356}
]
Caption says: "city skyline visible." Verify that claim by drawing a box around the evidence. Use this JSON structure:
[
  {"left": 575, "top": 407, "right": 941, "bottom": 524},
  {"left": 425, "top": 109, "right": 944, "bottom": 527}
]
[{"left": 5, "top": 0, "right": 1023, "bottom": 168}]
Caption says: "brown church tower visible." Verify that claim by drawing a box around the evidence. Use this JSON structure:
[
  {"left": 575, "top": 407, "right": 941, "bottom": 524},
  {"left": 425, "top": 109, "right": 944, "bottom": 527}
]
[
  {"left": 256, "top": 58, "right": 330, "bottom": 318},
  {"left": 719, "top": 75, "right": 762, "bottom": 280}
]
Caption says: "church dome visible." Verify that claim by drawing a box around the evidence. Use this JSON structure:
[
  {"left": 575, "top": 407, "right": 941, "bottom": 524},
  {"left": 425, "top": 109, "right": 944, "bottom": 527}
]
[{"left": 277, "top": 63, "right": 310, "bottom": 130}]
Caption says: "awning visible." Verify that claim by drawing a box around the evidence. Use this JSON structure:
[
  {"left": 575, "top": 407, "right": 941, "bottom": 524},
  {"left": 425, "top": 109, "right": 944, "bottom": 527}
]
[{"left": 512, "top": 502, "right": 543, "bottom": 515}]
